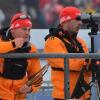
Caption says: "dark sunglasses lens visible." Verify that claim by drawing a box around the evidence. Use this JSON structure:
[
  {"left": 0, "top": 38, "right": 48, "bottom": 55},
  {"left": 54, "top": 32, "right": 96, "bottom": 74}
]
[{"left": 76, "top": 16, "right": 81, "bottom": 20}]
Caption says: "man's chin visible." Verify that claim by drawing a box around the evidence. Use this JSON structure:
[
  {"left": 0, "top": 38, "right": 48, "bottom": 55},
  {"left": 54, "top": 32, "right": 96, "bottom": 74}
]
[
  {"left": 24, "top": 37, "right": 30, "bottom": 41},
  {"left": 75, "top": 29, "right": 80, "bottom": 33}
]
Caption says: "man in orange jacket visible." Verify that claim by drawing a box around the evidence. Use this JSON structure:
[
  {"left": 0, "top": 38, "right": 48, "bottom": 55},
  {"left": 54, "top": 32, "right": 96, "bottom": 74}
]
[
  {"left": 0, "top": 13, "right": 42, "bottom": 100},
  {"left": 44, "top": 6, "right": 91, "bottom": 100}
]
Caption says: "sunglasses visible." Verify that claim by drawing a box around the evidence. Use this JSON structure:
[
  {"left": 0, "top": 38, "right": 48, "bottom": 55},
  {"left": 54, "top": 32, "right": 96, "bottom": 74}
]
[
  {"left": 12, "top": 14, "right": 31, "bottom": 23},
  {"left": 76, "top": 15, "right": 81, "bottom": 21}
]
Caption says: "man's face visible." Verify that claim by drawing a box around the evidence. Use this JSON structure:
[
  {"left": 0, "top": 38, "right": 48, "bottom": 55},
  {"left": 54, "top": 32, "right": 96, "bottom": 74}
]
[
  {"left": 11, "top": 27, "right": 31, "bottom": 41},
  {"left": 62, "top": 19, "right": 82, "bottom": 33}
]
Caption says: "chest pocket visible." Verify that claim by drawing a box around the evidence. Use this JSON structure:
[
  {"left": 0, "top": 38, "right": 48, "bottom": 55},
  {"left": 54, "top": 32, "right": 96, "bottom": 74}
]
[
  {"left": 2, "top": 46, "right": 31, "bottom": 80},
  {"left": 2, "top": 58, "right": 28, "bottom": 80}
]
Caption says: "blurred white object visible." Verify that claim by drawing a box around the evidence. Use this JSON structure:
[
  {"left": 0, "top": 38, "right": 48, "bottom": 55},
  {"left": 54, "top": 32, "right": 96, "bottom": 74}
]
[
  {"left": 94, "top": 32, "right": 100, "bottom": 52},
  {"left": 0, "top": 9, "right": 5, "bottom": 22},
  {"left": 0, "top": 9, "right": 5, "bottom": 28}
]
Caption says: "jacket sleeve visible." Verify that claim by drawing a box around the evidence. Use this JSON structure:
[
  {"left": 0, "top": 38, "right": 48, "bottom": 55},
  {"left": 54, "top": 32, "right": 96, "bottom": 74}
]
[
  {"left": 0, "top": 40, "right": 16, "bottom": 53},
  {"left": 44, "top": 37, "right": 88, "bottom": 71},
  {"left": 27, "top": 45, "right": 42, "bottom": 92},
  {"left": 44, "top": 37, "right": 67, "bottom": 69}
]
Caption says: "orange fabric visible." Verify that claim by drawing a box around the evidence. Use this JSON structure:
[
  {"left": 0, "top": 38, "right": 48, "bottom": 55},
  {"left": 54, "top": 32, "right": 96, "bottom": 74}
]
[
  {"left": 0, "top": 39, "right": 16, "bottom": 53},
  {"left": 0, "top": 40, "right": 41, "bottom": 99},
  {"left": 44, "top": 37, "right": 88, "bottom": 70},
  {"left": 44, "top": 36, "right": 91, "bottom": 99}
]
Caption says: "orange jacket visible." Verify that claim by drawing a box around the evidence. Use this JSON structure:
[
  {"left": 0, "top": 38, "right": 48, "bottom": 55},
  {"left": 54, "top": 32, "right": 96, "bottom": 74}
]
[
  {"left": 0, "top": 40, "right": 42, "bottom": 100},
  {"left": 44, "top": 36, "right": 90, "bottom": 99}
]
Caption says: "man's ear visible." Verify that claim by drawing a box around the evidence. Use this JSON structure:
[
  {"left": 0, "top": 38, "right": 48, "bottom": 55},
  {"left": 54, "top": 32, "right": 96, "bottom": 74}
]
[{"left": 10, "top": 29, "right": 16, "bottom": 38}]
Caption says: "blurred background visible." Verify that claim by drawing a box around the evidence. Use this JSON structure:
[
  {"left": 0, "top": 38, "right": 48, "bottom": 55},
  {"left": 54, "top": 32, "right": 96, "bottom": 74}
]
[
  {"left": 0, "top": 0, "right": 100, "bottom": 29},
  {"left": 0, "top": 1, "right": 100, "bottom": 99}
]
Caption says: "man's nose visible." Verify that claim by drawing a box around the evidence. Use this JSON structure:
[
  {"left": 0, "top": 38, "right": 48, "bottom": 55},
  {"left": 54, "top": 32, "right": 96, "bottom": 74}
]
[
  {"left": 25, "top": 30, "right": 30, "bottom": 35},
  {"left": 78, "top": 20, "right": 83, "bottom": 25}
]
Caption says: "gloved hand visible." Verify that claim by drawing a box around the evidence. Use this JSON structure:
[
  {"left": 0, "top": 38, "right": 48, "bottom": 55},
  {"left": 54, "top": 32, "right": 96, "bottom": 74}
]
[{"left": 17, "top": 84, "right": 33, "bottom": 94}]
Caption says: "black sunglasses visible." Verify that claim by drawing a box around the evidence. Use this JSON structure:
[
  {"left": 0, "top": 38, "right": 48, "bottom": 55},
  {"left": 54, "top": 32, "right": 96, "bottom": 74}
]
[{"left": 76, "top": 15, "right": 81, "bottom": 21}]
